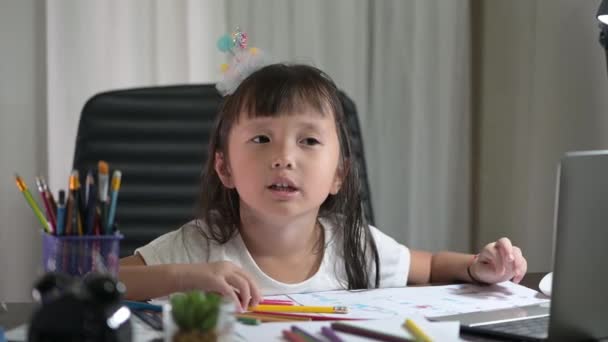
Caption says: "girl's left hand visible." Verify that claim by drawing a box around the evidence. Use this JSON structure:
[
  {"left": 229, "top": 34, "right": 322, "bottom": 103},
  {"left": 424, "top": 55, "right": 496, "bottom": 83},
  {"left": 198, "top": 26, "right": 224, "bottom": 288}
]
[{"left": 469, "top": 237, "right": 527, "bottom": 284}]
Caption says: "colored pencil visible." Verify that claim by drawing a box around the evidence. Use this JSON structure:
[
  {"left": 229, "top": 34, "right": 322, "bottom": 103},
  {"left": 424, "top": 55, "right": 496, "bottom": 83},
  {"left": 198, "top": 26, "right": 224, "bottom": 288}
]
[
  {"left": 98, "top": 161, "right": 109, "bottom": 229},
  {"left": 292, "top": 326, "right": 323, "bottom": 342},
  {"left": 236, "top": 317, "right": 260, "bottom": 325},
  {"left": 56, "top": 190, "right": 66, "bottom": 236},
  {"left": 14, "top": 174, "right": 51, "bottom": 233},
  {"left": 260, "top": 299, "right": 294, "bottom": 305},
  {"left": 69, "top": 170, "right": 83, "bottom": 236},
  {"left": 331, "top": 322, "right": 412, "bottom": 342},
  {"left": 248, "top": 305, "right": 348, "bottom": 314},
  {"left": 283, "top": 330, "right": 307, "bottom": 342},
  {"left": 248, "top": 311, "right": 361, "bottom": 321},
  {"left": 39, "top": 176, "right": 57, "bottom": 213},
  {"left": 321, "top": 326, "right": 344, "bottom": 342},
  {"left": 36, "top": 177, "right": 56, "bottom": 233},
  {"left": 235, "top": 312, "right": 311, "bottom": 322},
  {"left": 403, "top": 319, "right": 433, "bottom": 342},
  {"left": 122, "top": 300, "right": 162, "bottom": 312},
  {"left": 106, "top": 170, "right": 121, "bottom": 234}
]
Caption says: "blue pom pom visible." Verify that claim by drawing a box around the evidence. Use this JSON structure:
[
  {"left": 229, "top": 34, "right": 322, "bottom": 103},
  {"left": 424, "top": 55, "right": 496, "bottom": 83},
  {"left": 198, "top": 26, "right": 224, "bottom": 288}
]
[{"left": 217, "top": 35, "right": 234, "bottom": 52}]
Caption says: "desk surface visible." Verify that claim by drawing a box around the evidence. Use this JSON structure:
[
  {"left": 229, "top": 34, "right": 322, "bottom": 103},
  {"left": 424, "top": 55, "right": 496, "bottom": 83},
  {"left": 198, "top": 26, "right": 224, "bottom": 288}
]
[{"left": 1, "top": 272, "right": 549, "bottom": 340}]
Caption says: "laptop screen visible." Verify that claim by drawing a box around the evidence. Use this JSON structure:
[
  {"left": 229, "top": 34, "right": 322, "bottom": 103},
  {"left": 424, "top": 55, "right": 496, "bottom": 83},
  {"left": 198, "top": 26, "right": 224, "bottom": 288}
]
[{"left": 548, "top": 150, "right": 608, "bottom": 340}]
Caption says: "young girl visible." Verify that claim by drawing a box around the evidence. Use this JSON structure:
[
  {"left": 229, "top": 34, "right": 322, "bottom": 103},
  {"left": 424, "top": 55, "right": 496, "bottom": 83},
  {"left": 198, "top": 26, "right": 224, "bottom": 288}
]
[{"left": 119, "top": 64, "right": 527, "bottom": 310}]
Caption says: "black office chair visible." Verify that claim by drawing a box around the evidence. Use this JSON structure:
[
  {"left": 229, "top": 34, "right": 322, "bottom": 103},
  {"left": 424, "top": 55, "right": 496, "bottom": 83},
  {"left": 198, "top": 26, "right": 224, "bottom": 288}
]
[{"left": 73, "top": 84, "right": 374, "bottom": 257}]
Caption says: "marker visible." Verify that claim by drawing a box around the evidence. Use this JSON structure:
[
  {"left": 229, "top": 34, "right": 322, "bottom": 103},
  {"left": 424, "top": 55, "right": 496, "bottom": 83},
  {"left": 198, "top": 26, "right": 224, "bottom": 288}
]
[
  {"left": 249, "top": 305, "right": 348, "bottom": 314},
  {"left": 106, "top": 170, "right": 121, "bottom": 234},
  {"left": 14, "top": 174, "right": 50, "bottom": 233}
]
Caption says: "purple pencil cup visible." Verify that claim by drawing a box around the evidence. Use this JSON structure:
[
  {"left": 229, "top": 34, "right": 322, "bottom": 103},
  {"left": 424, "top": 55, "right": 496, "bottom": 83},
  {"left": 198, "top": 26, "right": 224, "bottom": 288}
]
[{"left": 42, "top": 232, "right": 123, "bottom": 277}]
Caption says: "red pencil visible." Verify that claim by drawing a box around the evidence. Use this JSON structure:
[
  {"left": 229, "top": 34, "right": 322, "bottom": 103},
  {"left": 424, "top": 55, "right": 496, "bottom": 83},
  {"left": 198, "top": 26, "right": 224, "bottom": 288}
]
[
  {"left": 36, "top": 177, "right": 56, "bottom": 234},
  {"left": 282, "top": 330, "right": 307, "bottom": 342},
  {"left": 259, "top": 299, "right": 294, "bottom": 305},
  {"left": 251, "top": 311, "right": 363, "bottom": 321}
]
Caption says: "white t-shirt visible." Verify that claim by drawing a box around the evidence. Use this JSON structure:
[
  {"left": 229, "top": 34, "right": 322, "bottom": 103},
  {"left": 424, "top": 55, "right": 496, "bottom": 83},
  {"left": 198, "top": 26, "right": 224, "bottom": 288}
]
[{"left": 135, "top": 217, "right": 410, "bottom": 295}]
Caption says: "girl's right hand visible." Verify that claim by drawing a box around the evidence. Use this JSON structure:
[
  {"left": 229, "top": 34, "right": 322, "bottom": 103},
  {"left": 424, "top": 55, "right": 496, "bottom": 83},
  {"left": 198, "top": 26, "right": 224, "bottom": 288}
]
[{"left": 175, "top": 261, "right": 262, "bottom": 311}]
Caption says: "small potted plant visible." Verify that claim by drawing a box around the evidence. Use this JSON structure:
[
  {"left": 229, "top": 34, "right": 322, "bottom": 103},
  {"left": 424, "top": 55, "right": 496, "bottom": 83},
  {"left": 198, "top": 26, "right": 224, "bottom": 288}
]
[{"left": 170, "top": 291, "right": 223, "bottom": 342}]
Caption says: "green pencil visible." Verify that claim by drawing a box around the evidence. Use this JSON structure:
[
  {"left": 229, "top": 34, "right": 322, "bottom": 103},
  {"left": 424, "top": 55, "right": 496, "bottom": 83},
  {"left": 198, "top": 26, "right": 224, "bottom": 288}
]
[
  {"left": 237, "top": 317, "right": 261, "bottom": 325},
  {"left": 15, "top": 174, "right": 51, "bottom": 233}
]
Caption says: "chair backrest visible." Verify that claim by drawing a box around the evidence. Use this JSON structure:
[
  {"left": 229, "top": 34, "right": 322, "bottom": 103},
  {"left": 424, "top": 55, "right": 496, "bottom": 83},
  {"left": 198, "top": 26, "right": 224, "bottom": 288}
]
[{"left": 73, "top": 84, "right": 374, "bottom": 256}]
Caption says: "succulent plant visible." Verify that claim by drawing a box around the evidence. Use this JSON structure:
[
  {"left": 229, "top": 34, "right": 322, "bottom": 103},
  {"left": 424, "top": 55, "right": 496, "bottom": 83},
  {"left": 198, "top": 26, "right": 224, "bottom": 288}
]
[{"left": 171, "top": 291, "right": 222, "bottom": 342}]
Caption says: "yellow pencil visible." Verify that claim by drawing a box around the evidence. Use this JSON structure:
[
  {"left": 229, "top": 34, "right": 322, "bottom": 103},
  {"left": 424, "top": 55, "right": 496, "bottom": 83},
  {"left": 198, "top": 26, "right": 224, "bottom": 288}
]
[
  {"left": 248, "top": 304, "right": 348, "bottom": 314},
  {"left": 403, "top": 318, "right": 433, "bottom": 342},
  {"left": 15, "top": 174, "right": 51, "bottom": 233}
]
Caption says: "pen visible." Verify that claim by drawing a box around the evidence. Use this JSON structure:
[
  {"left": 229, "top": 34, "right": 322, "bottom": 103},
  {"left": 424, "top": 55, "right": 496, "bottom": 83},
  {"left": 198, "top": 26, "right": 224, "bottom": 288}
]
[
  {"left": 56, "top": 190, "right": 66, "bottom": 236},
  {"left": 403, "top": 319, "right": 433, "bottom": 342},
  {"left": 122, "top": 300, "right": 162, "bottom": 312},
  {"left": 105, "top": 170, "right": 121, "bottom": 234},
  {"left": 249, "top": 305, "right": 348, "bottom": 314},
  {"left": 14, "top": 174, "right": 51, "bottom": 233}
]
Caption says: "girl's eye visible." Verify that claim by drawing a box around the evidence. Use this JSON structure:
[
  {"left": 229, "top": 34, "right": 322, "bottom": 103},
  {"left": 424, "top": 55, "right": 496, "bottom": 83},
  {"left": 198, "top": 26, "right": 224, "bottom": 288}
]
[
  {"left": 301, "top": 137, "right": 321, "bottom": 146},
  {"left": 252, "top": 135, "right": 270, "bottom": 144}
]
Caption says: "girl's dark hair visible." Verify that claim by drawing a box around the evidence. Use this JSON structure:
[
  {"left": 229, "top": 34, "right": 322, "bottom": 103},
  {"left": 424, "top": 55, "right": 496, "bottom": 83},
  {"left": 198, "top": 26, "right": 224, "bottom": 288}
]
[{"left": 199, "top": 63, "right": 380, "bottom": 289}]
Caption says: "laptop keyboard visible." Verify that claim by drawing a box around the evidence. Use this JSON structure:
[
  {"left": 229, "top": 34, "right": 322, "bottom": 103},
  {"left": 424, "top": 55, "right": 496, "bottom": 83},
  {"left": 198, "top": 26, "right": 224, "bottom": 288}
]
[{"left": 479, "top": 316, "right": 549, "bottom": 339}]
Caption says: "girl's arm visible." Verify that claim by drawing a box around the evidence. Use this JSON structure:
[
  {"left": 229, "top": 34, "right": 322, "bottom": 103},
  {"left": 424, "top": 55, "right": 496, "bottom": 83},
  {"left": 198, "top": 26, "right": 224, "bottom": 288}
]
[
  {"left": 119, "top": 254, "right": 182, "bottom": 300},
  {"left": 407, "top": 237, "right": 527, "bottom": 285},
  {"left": 118, "top": 255, "right": 262, "bottom": 310},
  {"left": 408, "top": 250, "right": 475, "bottom": 284}
]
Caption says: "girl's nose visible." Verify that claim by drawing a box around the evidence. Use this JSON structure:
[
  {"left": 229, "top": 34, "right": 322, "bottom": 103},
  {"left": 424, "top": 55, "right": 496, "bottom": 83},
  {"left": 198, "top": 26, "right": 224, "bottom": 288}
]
[{"left": 272, "top": 159, "right": 293, "bottom": 169}]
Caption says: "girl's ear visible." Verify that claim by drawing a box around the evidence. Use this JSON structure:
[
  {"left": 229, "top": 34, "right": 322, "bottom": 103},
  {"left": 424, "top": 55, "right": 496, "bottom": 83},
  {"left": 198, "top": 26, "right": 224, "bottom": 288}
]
[
  {"left": 329, "top": 161, "right": 348, "bottom": 195},
  {"left": 214, "top": 152, "right": 235, "bottom": 188}
]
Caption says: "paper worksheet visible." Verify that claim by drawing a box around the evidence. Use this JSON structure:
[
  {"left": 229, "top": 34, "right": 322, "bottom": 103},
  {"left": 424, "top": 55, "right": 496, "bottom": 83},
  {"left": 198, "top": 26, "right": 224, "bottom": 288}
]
[{"left": 280, "top": 281, "right": 549, "bottom": 320}]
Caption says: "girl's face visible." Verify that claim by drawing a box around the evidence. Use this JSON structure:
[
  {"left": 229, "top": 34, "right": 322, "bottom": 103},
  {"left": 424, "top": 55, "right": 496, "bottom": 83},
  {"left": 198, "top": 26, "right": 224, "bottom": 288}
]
[{"left": 215, "top": 107, "right": 343, "bottom": 222}]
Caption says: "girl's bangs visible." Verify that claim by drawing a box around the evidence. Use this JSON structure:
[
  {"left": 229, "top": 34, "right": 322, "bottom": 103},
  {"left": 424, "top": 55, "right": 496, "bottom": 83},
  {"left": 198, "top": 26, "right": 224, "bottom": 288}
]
[{"left": 235, "top": 66, "right": 336, "bottom": 120}]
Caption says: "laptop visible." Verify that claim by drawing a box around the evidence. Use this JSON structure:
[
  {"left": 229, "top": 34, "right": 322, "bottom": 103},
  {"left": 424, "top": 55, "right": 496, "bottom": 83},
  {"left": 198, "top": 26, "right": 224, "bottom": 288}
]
[{"left": 433, "top": 150, "right": 608, "bottom": 341}]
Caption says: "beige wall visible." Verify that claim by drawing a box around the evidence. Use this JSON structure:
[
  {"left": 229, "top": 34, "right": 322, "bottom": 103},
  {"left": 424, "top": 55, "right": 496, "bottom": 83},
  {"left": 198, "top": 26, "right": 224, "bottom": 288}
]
[
  {"left": 0, "top": 0, "right": 46, "bottom": 301},
  {"left": 475, "top": 0, "right": 608, "bottom": 272}
]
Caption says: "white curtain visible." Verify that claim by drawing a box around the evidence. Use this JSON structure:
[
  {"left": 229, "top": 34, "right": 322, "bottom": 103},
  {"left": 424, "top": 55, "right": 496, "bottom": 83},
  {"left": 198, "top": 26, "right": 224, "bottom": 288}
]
[
  {"left": 46, "top": 0, "right": 227, "bottom": 192},
  {"left": 46, "top": 0, "right": 471, "bottom": 253}
]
